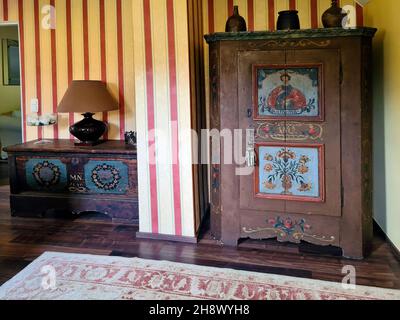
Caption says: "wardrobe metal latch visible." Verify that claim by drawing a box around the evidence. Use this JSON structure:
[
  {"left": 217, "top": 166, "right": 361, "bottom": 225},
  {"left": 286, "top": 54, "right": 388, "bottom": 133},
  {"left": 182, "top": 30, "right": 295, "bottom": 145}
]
[
  {"left": 247, "top": 108, "right": 253, "bottom": 118},
  {"left": 245, "top": 148, "right": 256, "bottom": 167}
]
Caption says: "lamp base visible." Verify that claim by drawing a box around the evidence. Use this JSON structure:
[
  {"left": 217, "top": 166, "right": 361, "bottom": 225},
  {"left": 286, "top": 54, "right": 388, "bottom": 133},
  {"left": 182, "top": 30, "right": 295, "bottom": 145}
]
[
  {"left": 70, "top": 112, "right": 107, "bottom": 146},
  {"left": 74, "top": 140, "right": 105, "bottom": 147}
]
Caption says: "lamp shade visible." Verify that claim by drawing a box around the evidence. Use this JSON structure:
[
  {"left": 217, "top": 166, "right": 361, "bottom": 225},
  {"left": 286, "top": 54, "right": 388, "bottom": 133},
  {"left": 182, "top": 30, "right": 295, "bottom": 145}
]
[{"left": 58, "top": 80, "right": 118, "bottom": 113}]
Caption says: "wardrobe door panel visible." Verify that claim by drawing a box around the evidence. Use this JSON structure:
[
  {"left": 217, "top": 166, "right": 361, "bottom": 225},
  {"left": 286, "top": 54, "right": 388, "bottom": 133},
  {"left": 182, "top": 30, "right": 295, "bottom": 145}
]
[
  {"left": 284, "top": 49, "right": 341, "bottom": 217},
  {"left": 238, "top": 50, "right": 286, "bottom": 213},
  {"left": 238, "top": 49, "right": 341, "bottom": 217}
]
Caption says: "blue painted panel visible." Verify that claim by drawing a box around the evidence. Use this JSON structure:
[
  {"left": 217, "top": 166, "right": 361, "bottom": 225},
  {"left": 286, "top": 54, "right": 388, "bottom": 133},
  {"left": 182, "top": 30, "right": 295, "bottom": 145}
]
[
  {"left": 25, "top": 159, "right": 67, "bottom": 192},
  {"left": 257, "top": 67, "right": 319, "bottom": 118},
  {"left": 259, "top": 146, "right": 320, "bottom": 198},
  {"left": 84, "top": 161, "right": 129, "bottom": 195}
]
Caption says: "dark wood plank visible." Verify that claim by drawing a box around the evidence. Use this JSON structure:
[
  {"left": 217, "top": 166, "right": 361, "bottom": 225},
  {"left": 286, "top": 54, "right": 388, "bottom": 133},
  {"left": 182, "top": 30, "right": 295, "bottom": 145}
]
[{"left": 4, "top": 139, "right": 136, "bottom": 156}]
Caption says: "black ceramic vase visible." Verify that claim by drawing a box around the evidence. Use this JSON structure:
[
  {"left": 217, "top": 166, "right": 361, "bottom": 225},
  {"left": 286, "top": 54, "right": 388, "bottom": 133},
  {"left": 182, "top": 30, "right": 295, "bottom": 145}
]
[
  {"left": 277, "top": 10, "right": 300, "bottom": 30},
  {"left": 322, "top": 0, "right": 347, "bottom": 28},
  {"left": 70, "top": 112, "right": 107, "bottom": 146},
  {"left": 225, "top": 6, "right": 247, "bottom": 32}
]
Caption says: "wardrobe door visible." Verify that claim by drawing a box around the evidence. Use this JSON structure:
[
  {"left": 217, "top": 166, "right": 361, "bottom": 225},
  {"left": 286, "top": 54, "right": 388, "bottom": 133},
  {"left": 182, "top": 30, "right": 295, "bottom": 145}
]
[
  {"left": 238, "top": 50, "right": 286, "bottom": 214},
  {"left": 284, "top": 49, "right": 341, "bottom": 217},
  {"left": 238, "top": 48, "right": 342, "bottom": 217}
]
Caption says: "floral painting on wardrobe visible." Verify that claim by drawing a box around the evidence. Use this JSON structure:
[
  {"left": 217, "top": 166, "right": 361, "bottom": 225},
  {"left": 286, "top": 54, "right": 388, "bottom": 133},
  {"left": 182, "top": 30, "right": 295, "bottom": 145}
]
[
  {"left": 256, "top": 144, "right": 324, "bottom": 201},
  {"left": 254, "top": 65, "right": 321, "bottom": 120}
]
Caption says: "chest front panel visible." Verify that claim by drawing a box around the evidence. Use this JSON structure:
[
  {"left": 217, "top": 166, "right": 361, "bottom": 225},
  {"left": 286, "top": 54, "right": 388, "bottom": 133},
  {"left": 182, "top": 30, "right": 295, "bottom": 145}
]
[{"left": 16, "top": 155, "right": 137, "bottom": 197}]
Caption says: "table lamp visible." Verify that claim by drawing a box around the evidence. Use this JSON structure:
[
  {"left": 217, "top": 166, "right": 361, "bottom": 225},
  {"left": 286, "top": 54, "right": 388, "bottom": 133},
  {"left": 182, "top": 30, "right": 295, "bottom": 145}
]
[{"left": 57, "top": 80, "right": 118, "bottom": 146}]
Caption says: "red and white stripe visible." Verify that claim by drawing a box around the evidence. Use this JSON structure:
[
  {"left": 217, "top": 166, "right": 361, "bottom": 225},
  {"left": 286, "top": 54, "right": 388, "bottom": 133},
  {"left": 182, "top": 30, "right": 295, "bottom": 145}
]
[
  {"left": 166, "top": 0, "right": 182, "bottom": 236},
  {"left": 3, "top": 0, "right": 8, "bottom": 21},
  {"left": 33, "top": 0, "right": 42, "bottom": 140},
  {"left": 50, "top": 0, "right": 58, "bottom": 139},
  {"left": 18, "top": 0, "right": 26, "bottom": 142},
  {"left": 143, "top": 0, "right": 159, "bottom": 234},
  {"left": 116, "top": 0, "right": 125, "bottom": 140},
  {"left": 66, "top": 0, "right": 74, "bottom": 140}
]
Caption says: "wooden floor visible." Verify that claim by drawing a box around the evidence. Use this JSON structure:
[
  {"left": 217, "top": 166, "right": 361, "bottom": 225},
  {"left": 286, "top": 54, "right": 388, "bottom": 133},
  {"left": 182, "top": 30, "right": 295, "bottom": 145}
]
[
  {"left": 0, "top": 184, "right": 399, "bottom": 290},
  {"left": 0, "top": 160, "right": 8, "bottom": 186}
]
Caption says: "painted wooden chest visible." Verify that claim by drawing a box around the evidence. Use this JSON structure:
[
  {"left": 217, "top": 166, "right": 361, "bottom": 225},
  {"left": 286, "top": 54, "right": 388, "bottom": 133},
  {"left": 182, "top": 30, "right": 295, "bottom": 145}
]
[
  {"left": 205, "top": 28, "right": 377, "bottom": 259},
  {"left": 4, "top": 139, "right": 138, "bottom": 224}
]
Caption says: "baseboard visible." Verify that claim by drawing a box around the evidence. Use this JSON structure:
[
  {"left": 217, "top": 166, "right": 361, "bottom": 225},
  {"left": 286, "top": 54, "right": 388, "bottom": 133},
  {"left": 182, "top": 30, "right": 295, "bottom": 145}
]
[
  {"left": 136, "top": 232, "right": 198, "bottom": 244},
  {"left": 373, "top": 220, "right": 400, "bottom": 262}
]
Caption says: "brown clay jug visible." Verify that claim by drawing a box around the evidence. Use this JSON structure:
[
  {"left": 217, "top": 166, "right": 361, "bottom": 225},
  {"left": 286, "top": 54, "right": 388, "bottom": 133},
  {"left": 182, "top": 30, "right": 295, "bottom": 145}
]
[
  {"left": 322, "top": 0, "right": 347, "bottom": 28},
  {"left": 225, "top": 6, "right": 247, "bottom": 32}
]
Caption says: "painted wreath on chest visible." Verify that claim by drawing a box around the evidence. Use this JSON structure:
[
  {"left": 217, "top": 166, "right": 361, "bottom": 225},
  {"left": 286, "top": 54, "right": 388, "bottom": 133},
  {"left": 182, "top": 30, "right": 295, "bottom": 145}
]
[
  {"left": 32, "top": 161, "right": 61, "bottom": 187},
  {"left": 91, "top": 163, "right": 121, "bottom": 191},
  {"left": 263, "top": 148, "right": 312, "bottom": 195}
]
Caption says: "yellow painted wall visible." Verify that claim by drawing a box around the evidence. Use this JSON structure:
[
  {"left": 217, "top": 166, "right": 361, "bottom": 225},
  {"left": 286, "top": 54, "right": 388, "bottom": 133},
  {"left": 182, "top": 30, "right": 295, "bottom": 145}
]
[
  {"left": 365, "top": 0, "right": 400, "bottom": 251},
  {"left": 0, "top": 25, "right": 20, "bottom": 115}
]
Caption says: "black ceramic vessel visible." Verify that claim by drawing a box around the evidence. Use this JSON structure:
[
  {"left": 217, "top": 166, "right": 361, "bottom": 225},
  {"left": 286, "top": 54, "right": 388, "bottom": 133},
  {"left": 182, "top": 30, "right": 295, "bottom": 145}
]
[
  {"left": 277, "top": 10, "right": 300, "bottom": 30},
  {"left": 70, "top": 112, "right": 107, "bottom": 146}
]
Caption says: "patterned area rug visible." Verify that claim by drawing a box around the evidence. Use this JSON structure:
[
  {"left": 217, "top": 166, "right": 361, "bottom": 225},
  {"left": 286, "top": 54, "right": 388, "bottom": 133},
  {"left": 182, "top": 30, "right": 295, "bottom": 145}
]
[{"left": 0, "top": 252, "right": 399, "bottom": 300}]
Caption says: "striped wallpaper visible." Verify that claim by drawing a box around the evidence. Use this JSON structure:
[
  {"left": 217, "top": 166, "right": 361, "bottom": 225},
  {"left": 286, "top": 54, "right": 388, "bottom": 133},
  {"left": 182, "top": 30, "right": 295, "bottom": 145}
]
[
  {"left": 0, "top": 0, "right": 196, "bottom": 239},
  {"left": 133, "top": 0, "right": 195, "bottom": 238},
  {"left": 0, "top": 0, "right": 136, "bottom": 142}
]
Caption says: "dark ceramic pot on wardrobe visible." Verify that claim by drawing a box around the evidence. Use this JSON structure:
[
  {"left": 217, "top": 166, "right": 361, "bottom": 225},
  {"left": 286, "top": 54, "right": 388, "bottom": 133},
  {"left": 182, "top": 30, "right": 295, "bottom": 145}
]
[
  {"left": 225, "top": 6, "right": 247, "bottom": 32},
  {"left": 322, "top": 0, "right": 347, "bottom": 28},
  {"left": 277, "top": 10, "right": 300, "bottom": 30}
]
